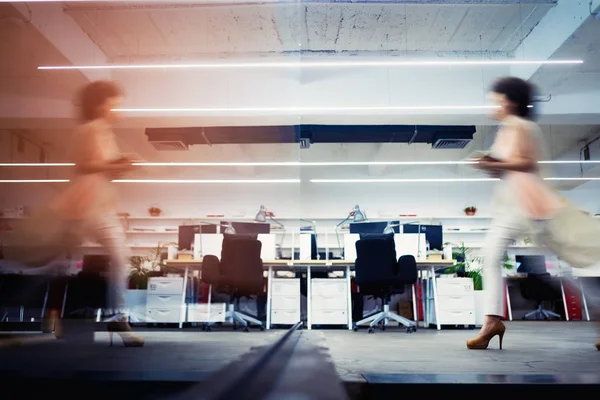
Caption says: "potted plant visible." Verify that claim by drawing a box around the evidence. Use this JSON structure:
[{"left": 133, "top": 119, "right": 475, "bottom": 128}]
[
  {"left": 128, "top": 241, "right": 177, "bottom": 289},
  {"left": 129, "top": 255, "right": 150, "bottom": 289},
  {"left": 464, "top": 206, "right": 477, "bottom": 216},
  {"left": 148, "top": 207, "right": 162, "bottom": 217},
  {"left": 443, "top": 242, "right": 515, "bottom": 325}
]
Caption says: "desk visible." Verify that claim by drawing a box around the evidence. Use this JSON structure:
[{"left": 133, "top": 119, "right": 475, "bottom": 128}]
[{"left": 166, "top": 258, "right": 454, "bottom": 330}]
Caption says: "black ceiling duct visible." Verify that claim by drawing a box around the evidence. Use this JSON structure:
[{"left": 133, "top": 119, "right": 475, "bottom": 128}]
[{"left": 145, "top": 125, "right": 476, "bottom": 150}]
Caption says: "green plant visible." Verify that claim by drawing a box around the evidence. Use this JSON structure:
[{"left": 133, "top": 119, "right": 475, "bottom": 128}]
[
  {"left": 128, "top": 241, "right": 177, "bottom": 289},
  {"left": 443, "top": 242, "right": 514, "bottom": 290}
]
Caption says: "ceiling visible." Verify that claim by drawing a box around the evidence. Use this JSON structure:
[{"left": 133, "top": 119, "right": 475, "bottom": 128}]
[
  {"left": 531, "top": 16, "right": 600, "bottom": 96},
  {"left": 62, "top": 1, "right": 553, "bottom": 60},
  {"left": 0, "top": 3, "right": 87, "bottom": 99},
  {"left": 0, "top": 0, "right": 598, "bottom": 167}
]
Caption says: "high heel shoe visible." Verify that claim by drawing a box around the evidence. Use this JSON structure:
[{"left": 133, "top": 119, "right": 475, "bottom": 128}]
[
  {"left": 41, "top": 309, "right": 63, "bottom": 339},
  {"left": 107, "top": 318, "right": 144, "bottom": 348},
  {"left": 466, "top": 320, "right": 506, "bottom": 350}
]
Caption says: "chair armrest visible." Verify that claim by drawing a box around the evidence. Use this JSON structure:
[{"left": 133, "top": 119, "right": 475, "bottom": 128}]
[{"left": 202, "top": 255, "right": 220, "bottom": 285}]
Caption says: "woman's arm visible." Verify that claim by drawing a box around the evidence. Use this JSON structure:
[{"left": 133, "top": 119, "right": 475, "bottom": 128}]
[
  {"left": 73, "top": 125, "right": 134, "bottom": 175},
  {"left": 478, "top": 122, "right": 538, "bottom": 173}
]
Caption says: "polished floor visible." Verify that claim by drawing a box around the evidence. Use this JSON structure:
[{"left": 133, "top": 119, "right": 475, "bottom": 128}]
[{"left": 1, "top": 321, "right": 598, "bottom": 384}]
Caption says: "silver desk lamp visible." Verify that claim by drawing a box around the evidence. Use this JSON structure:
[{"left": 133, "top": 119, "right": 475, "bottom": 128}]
[
  {"left": 300, "top": 218, "right": 318, "bottom": 259},
  {"left": 222, "top": 222, "right": 236, "bottom": 235},
  {"left": 255, "top": 205, "right": 285, "bottom": 257},
  {"left": 335, "top": 204, "right": 366, "bottom": 258}
]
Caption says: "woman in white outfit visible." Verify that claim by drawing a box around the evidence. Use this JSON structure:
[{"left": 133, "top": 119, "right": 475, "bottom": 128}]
[
  {"left": 45, "top": 80, "right": 144, "bottom": 347},
  {"left": 466, "top": 76, "right": 566, "bottom": 350}
]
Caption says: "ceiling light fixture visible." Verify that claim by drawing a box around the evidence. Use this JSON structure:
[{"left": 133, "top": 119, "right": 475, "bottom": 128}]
[
  {"left": 0, "top": 179, "right": 70, "bottom": 183},
  {"left": 38, "top": 60, "right": 583, "bottom": 70},
  {"left": 0, "top": 163, "right": 75, "bottom": 167},
  {"left": 310, "top": 177, "right": 600, "bottom": 183},
  {"left": 1, "top": 160, "right": 599, "bottom": 168},
  {"left": 112, "top": 179, "right": 301, "bottom": 184},
  {"left": 113, "top": 105, "right": 499, "bottom": 113},
  {"left": 0, "top": 179, "right": 300, "bottom": 184}
]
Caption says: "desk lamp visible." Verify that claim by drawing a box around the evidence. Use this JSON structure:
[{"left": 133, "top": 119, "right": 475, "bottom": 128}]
[
  {"left": 404, "top": 220, "right": 424, "bottom": 260},
  {"left": 335, "top": 204, "right": 367, "bottom": 258},
  {"left": 255, "top": 205, "right": 285, "bottom": 257},
  {"left": 383, "top": 221, "right": 401, "bottom": 235},
  {"left": 254, "top": 205, "right": 285, "bottom": 229},
  {"left": 222, "top": 222, "right": 236, "bottom": 235},
  {"left": 300, "top": 218, "right": 318, "bottom": 260}
]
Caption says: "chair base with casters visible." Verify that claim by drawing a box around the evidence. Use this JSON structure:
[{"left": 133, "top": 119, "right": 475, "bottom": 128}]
[
  {"left": 202, "top": 297, "right": 265, "bottom": 332},
  {"left": 226, "top": 303, "right": 264, "bottom": 332},
  {"left": 353, "top": 302, "right": 417, "bottom": 334},
  {"left": 522, "top": 304, "right": 561, "bottom": 320}
]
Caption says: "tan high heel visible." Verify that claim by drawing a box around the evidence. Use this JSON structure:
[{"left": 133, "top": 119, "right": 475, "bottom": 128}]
[
  {"left": 466, "top": 320, "right": 506, "bottom": 350},
  {"left": 41, "top": 309, "right": 63, "bottom": 339},
  {"left": 107, "top": 317, "right": 144, "bottom": 347}
]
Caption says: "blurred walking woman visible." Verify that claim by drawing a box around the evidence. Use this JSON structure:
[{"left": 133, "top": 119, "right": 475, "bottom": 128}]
[
  {"left": 466, "top": 77, "right": 566, "bottom": 350},
  {"left": 46, "top": 80, "right": 144, "bottom": 347}
]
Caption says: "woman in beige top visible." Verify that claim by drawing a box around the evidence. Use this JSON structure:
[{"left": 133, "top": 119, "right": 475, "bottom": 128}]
[
  {"left": 466, "top": 77, "right": 565, "bottom": 350},
  {"left": 46, "top": 81, "right": 143, "bottom": 347}
]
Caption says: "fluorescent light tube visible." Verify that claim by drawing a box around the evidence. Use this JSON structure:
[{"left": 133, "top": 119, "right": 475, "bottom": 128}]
[
  {"left": 0, "top": 179, "right": 300, "bottom": 183},
  {"left": 0, "top": 163, "right": 75, "bottom": 167},
  {"left": 310, "top": 177, "right": 600, "bottom": 183},
  {"left": 112, "top": 105, "right": 498, "bottom": 113},
  {"left": 38, "top": 60, "right": 583, "bottom": 70},
  {"left": 0, "top": 180, "right": 70, "bottom": 183},
  {"left": 310, "top": 178, "right": 500, "bottom": 183},
  {"left": 111, "top": 179, "right": 301, "bottom": 183},
  {"left": 1, "top": 161, "right": 599, "bottom": 168}
]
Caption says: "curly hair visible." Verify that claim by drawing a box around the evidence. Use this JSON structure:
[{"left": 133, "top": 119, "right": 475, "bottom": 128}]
[
  {"left": 77, "top": 80, "right": 123, "bottom": 121},
  {"left": 491, "top": 76, "right": 536, "bottom": 119}
]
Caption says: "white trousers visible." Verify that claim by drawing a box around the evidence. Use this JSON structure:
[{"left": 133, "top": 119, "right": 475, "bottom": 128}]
[
  {"left": 87, "top": 215, "right": 131, "bottom": 313},
  {"left": 482, "top": 211, "right": 531, "bottom": 317}
]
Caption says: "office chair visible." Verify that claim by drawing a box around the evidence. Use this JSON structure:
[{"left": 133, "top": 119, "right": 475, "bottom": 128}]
[
  {"left": 353, "top": 234, "right": 418, "bottom": 333},
  {"left": 0, "top": 274, "right": 50, "bottom": 323},
  {"left": 202, "top": 234, "right": 265, "bottom": 332},
  {"left": 520, "top": 272, "right": 562, "bottom": 320}
]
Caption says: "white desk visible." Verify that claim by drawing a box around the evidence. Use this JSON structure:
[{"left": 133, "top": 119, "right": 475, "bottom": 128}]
[{"left": 165, "top": 258, "right": 454, "bottom": 330}]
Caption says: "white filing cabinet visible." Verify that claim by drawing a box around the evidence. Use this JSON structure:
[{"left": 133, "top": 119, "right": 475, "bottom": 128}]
[
  {"left": 146, "top": 277, "right": 184, "bottom": 323},
  {"left": 187, "top": 303, "right": 226, "bottom": 323},
  {"left": 432, "top": 277, "right": 476, "bottom": 326},
  {"left": 270, "top": 278, "right": 301, "bottom": 325},
  {"left": 311, "top": 279, "right": 349, "bottom": 326}
]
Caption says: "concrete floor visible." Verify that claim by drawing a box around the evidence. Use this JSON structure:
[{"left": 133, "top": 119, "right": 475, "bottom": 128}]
[{"left": 0, "top": 321, "right": 598, "bottom": 382}]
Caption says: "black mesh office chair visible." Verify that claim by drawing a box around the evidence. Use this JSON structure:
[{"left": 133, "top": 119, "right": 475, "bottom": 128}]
[
  {"left": 520, "top": 272, "right": 562, "bottom": 320},
  {"left": 353, "top": 234, "right": 418, "bottom": 333},
  {"left": 202, "top": 234, "right": 265, "bottom": 332},
  {"left": 0, "top": 274, "right": 50, "bottom": 323}
]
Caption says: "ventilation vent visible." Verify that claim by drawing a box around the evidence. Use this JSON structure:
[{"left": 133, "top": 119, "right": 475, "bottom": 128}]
[
  {"left": 149, "top": 141, "right": 189, "bottom": 151},
  {"left": 299, "top": 138, "right": 311, "bottom": 149},
  {"left": 432, "top": 138, "right": 472, "bottom": 149}
]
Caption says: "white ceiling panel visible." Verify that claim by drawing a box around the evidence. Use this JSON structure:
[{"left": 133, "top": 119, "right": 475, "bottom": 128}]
[{"left": 62, "top": 2, "right": 553, "bottom": 61}]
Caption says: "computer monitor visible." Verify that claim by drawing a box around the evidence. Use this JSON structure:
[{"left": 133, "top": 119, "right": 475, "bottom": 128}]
[
  {"left": 516, "top": 255, "right": 547, "bottom": 274},
  {"left": 402, "top": 224, "right": 443, "bottom": 251},
  {"left": 178, "top": 224, "right": 218, "bottom": 251},
  {"left": 220, "top": 221, "right": 270, "bottom": 235},
  {"left": 349, "top": 221, "right": 391, "bottom": 234},
  {"left": 82, "top": 255, "right": 110, "bottom": 274}
]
